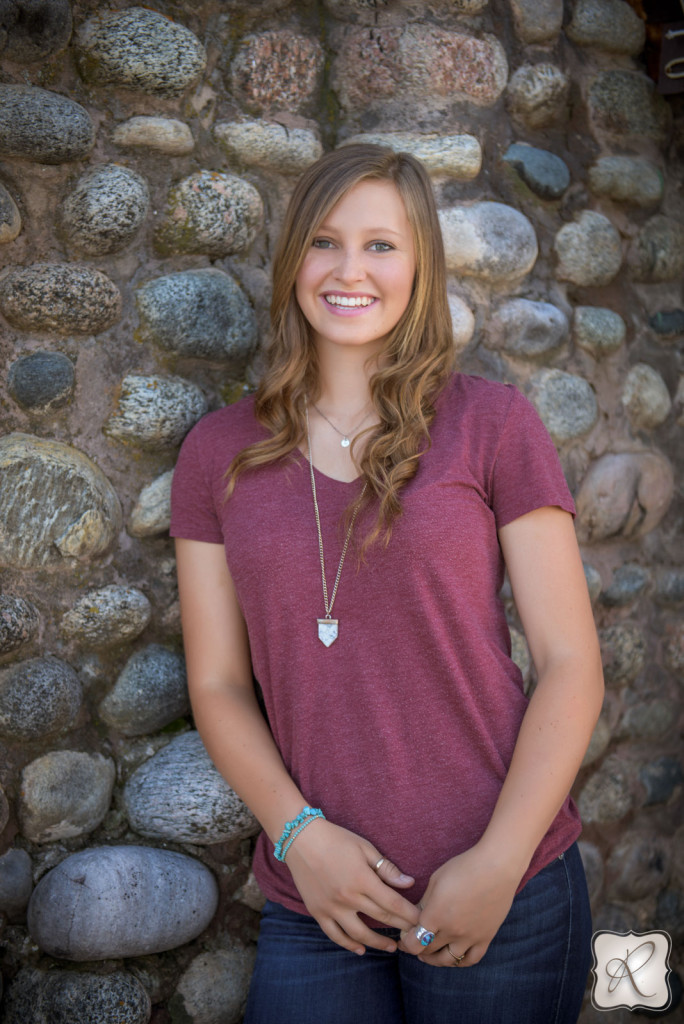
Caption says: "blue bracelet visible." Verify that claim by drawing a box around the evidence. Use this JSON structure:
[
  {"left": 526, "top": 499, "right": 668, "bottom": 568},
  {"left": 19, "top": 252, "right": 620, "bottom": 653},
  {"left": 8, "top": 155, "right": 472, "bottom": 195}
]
[{"left": 273, "top": 806, "right": 325, "bottom": 862}]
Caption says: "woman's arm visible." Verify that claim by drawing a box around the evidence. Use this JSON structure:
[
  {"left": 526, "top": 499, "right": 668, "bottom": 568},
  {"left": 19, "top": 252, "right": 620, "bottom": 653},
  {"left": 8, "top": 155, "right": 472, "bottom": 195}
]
[
  {"left": 401, "top": 506, "right": 604, "bottom": 965},
  {"left": 175, "top": 538, "right": 419, "bottom": 953}
]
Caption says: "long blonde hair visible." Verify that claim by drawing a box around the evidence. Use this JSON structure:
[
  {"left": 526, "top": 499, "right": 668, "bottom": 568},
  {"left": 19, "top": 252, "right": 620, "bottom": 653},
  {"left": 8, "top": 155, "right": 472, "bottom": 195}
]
[{"left": 228, "top": 144, "right": 455, "bottom": 549}]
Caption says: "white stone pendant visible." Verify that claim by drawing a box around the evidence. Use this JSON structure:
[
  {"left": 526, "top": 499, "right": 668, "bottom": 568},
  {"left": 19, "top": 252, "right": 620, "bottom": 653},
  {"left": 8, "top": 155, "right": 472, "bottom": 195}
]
[{"left": 317, "top": 618, "right": 339, "bottom": 647}]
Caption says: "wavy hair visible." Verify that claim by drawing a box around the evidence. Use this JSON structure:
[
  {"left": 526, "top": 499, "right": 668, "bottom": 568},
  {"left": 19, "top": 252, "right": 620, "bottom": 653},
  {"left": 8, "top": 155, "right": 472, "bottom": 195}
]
[{"left": 227, "top": 143, "right": 455, "bottom": 549}]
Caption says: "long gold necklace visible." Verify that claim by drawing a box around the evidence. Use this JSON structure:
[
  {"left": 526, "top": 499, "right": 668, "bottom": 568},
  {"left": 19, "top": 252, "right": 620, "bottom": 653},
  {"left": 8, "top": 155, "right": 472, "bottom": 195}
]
[{"left": 305, "top": 403, "right": 366, "bottom": 647}]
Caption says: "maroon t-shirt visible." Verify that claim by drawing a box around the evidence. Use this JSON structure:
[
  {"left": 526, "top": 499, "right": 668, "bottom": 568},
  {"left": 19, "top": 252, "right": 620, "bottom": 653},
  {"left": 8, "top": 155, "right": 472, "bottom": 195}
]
[{"left": 170, "top": 373, "right": 581, "bottom": 915}]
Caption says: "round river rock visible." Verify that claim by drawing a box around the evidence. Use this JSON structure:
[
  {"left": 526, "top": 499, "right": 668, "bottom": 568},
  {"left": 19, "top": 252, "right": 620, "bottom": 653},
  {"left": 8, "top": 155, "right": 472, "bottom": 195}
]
[
  {"left": 61, "top": 585, "right": 151, "bottom": 647},
  {"left": 8, "top": 351, "right": 75, "bottom": 412},
  {"left": 105, "top": 374, "right": 208, "bottom": 451},
  {"left": 0, "top": 263, "right": 121, "bottom": 335},
  {"left": 61, "top": 164, "right": 150, "bottom": 257},
  {"left": 99, "top": 644, "right": 190, "bottom": 736},
  {"left": 439, "top": 202, "right": 538, "bottom": 283},
  {"left": 0, "top": 656, "right": 82, "bottom": 742},
  {"left": 19, "top": 750, "right": 115, "bottom": 843},
  {"left": 2, "top": 968, "right": 151, "bottom": 1024},
  {"left": 0, "top": 85, "right": 94, "bottom": 163}
]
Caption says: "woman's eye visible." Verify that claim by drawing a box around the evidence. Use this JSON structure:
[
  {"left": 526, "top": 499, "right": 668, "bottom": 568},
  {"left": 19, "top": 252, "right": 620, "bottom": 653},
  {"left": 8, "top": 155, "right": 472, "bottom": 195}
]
[
  {"left": 312, "top": 238, "right": 334, "bottom": 249},
  {"left": 369, "top": 241, "right": 393, "bottom": 252}
]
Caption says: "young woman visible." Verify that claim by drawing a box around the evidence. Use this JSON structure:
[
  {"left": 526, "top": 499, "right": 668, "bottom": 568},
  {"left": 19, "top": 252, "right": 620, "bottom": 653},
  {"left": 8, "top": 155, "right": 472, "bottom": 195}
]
[{"left": 170, "top": 145, "right": 604, "bottom": 1024}]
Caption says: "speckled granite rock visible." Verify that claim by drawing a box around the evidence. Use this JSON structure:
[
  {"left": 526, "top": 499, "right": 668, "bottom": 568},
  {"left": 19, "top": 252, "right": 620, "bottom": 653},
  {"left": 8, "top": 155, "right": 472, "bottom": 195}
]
[
  {"left": 128, "top": 471, "right": 173, "bottom": 538},
  {"left": 105, "top": 374, "right": 208, "bottom": 450},
  {"left": 0, "top": 596, "right": 39, "bottom": 654},
  {"left": 553, "top": 211, "right": 622, "bottom": 286},
  {"left": 61, "top": 585, "right": 151, "bottom": 647},
  {"left": 0, "top": 656, "right": 82, "bottom": 741},
  {"left": 136, "top": 269, "right": 257, "bottom": 363},
  {"left": 620, "top": 699, "right": 676, "bottom": 740},
  {"left": 503, "top": 143, "right": 570, "bottom": 199},
  {"left": 582, "top": 714, "right": 611, "bottom": 768},
  {"left": 628, "top": 215, "right": 684, "bottom": 283},
  {"left": 605, "top": 832, "right": 671, "bottom": 901},
  {"left": 588, "top": 71, "right": 671, "bottom": 144},
  {"left": 0, "top": 263, "right": 121, "bottom": 334},
  {"left": 588, "top": 156, "right": 663, "bottom": 207},
  {"left": 75, "top": 7, "right": 206, "bottom": 98},
  {"left": 573, "top": 307, "right": 625, "bottom": 357},
  {"left": 2, "top": 969, "right": 151, "bottom": 1024},
  {"left": 577, "top": 451, "right": 674, "bottom": 542},
  {"left": 169, "top": 947, "right": 256, "bottom": 1024},
  {"left": 0, "top": 86, "right": 94, "bottom": 163},
  {"left": 0, "top": 848, "right": 33, "bottom": 921},
  {"left": 578, "top": 754, "right": 634, "bottom": 824},
  {"left": 61, "top": 164, "right": 150, "bottom": 257},
  {"left": 567, "top": 0, "right": 645, "bottom": 55},
  {"left": 99, "top": 645, "right": 189, "bottom": 736},
  {"left": 601, "top": 563, "right": 650, "bottom": 607},
  {"left": 486, "top": 298, "right": 568, "bottom": 359},
  {"left": 440, "top": 203, "right": 537, "bottom": 283},
  {"left": 0, "top": 434, "right": 122, "bottom": 569},
  {"left": 216, "top": 119, "right": 322, "bottom": 174},
  {"left": 506, "top": 64, "right": 569, "bottom": 128},
  {"left": 599, "top": 623, "right": 646, "bottom": 685},
  {"left": 124, "top": 731, "right": 260, "bottom": 844},
  {"left": 640, "top": 757, "right": 683, "bottom": 806},
  {"left": 8, "top": 351, "right": 75, "bottom": 412},
  {"left": 230, "top": 30, "right": 324, "bottom": 114},
  {"left": 155, "top": 171, "right": 263, "bottom": 257},
  {"left": 113, "top": 116, "right": 194, "bottom": 155},
  {"left": 655, "top": 570, "right": 684, "bottom": 606},
  {"left": 19, "top": 750, "right": 115, "bottom": 843},
  {"left": 342, "top": 132, "right": 481, "bottom": 179},
  {"left": 0, "top": 183, "right": 21, "bottom": 243},
  {"left": 0, "top": 0, "right": 72, "bottom": 63},
  {"left": 527, "top": 369, "right": 598, "bottom": 443},
  {"left": 509, "top": 0, "right": 562, "bottom": 43},
  {"left": 622, "top": 363, "right": 672, "bottom": 430},
  {"left": 28, "top": 845, "right": 219, "bottom": 959}
]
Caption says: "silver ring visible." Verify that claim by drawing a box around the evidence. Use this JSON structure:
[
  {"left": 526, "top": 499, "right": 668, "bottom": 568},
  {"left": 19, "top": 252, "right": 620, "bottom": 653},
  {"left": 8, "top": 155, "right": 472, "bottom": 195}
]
[
  {"left": 374, "top": 857, "right": 385, "bottom": 871},
  {"left": 447, "top": 944, "right": 466, "bottom": 965},
  {"left": 414, "top": 926, "right": 435, "bottom": 947}
]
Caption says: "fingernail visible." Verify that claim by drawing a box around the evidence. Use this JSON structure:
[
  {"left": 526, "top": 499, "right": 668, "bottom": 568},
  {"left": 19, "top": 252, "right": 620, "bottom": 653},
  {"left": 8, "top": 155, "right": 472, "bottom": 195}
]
[
  {"left": 354, "top": 947, "right": 365, "bottom": 956},
  {"left": 398, "top": 874, "right": 413, "bottom": 883}
]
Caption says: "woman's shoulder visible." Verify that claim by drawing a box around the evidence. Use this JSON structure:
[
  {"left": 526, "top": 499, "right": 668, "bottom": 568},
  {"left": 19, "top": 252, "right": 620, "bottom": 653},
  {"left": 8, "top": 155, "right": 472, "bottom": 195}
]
[
  {"left": 183, "top": 392, "right": 261, "bottom": 449},
  {"left": 439, "top": 372, "right": 518, "bottom": 420}
]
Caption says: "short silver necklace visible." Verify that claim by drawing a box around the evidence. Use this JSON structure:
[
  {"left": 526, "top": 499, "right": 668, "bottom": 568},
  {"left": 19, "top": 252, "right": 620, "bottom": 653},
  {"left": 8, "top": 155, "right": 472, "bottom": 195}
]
[
  {"left": 305, "top": 403, "right": 366, "bottom": 647},
  {"left": 311, "top": 401, "right": 372, "bottom": 449}
]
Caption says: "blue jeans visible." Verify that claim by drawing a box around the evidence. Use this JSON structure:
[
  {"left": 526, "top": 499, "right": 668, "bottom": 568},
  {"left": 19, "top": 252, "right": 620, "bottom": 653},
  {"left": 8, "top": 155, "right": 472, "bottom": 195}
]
[{"left": 244, "top": 842, "right": 592, "bottom": 1024}]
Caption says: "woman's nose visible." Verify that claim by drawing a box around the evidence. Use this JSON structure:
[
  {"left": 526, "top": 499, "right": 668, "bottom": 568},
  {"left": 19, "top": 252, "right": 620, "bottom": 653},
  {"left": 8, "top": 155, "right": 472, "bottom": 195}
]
[{"left": 333, "top": 248, "right": 365, "bottom": 283}]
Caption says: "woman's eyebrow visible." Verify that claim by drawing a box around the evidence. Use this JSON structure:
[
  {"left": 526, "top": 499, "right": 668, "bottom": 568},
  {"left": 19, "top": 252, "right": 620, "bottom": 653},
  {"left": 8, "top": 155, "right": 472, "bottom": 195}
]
[{"left": 315, "top": 224, "right": 405, "bottom": 238}]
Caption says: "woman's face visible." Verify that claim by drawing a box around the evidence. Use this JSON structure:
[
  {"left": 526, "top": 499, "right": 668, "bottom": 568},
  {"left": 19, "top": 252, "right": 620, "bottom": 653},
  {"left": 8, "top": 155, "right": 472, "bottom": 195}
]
[{"left": 294, "top": 179, "right": 416, "bottom": 360}]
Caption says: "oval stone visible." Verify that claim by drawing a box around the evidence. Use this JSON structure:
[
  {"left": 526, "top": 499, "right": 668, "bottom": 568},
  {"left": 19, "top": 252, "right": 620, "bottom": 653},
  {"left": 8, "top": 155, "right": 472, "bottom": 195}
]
[
  {"left": 0, "top": 848, "right": 33, "bottom": 921},
  {"left": 99, "top": 644, "right": 189, "bottom": 737},
  {"left": 124, "top": 731, "right": 259, "bottom": 844},
  {"left": 155, "top": 171, "right": 264, "bottom": 257},
  {"left": 554, "top": 211, "right": 622, "bottom": 286},
  {"left": 622, "top": 363, "right": 672, "bottom": 430},
  {"left": 105, "top": 374, "right": 208, "bottom": 451},
  {"left": 0, "top": 434, "right": 122, "bottom": 569},
  {"left": 527, "top": 369, "right": 598, "bottom": 443},
  {"left": 510, "top": 0, "right": 562, "bottom": 44},
  {"left": 0, "top": 656, "right": 82, "bottom": 741},
  {"left": 136, "top": 269, "right": 257, "bottom": 364},
  {"left": 170, "top": 947, "right": 256, "bottom": 1024},
  {"left": 0, "top": 263, "right": 121, "bottom": 334},
  {"left": 576, "top": 451, "right": 674, "bottom": 542},
  {"left": 128, "top": 470, "right": 173, "bottom": 538},
  {"left": 0, "top": 184, "right": 21, "bottom": 243},
  {"left": 0, "top": 0, "right": 72, "bottom": 63},
  {"left": 640, "top": 757, "right": 684, "bottom": 806},
  {"left": 19, "top": 750, "right": 115, "bottom": 843},
  {"left": 503, "top": 143, "right": 570, "bottom": 199},
  {"left": 342, "top": 132, "right": 481, "bottom": 180},
  {"left": 216, "top": 119, "right": 322, "bottom": 175},
  {"left": 112, "top": 116, "right": 195, "bottom": 155},
  {"left": 573, "top": 306, "right": 625, "bottom": 357},
  {"left": 2, "top": 969, "right": 150, "bottom": 1024},
  {"left": 75, "top": 7, "right": 207, "bottom": 98},
  {"left": 398, "top": 27, "right": 508, "bottom": 105},
  {"left": 486, "top": 298, "right": 568, "bottom": 359},
  {"left": 61, "top": 585, "right": 151, "bottom": 647},
  {"left": 566, "top": 0, "right": 645, "bottom": 55},
  {"left": 230, "top": 30, "right": 324, "bottom": 115},
  {"left": 0, "top": 86, "right": 94, "bottom": 163},
  {"left": 439, "top": 203, "right": 538, "bottom": 283},
  {"left": 8, "top": 351, "right": 75, "bottom": 412},
  {"left": 588, "top": 156, "right": 663, "bottom": 208},
  {"left": 448, "top": 294, "right": 475, "bottom": 352},
  {"left": 628, "top": 215, "right": 684, "bottom": 283},
  {"left": 578, "top": 754, "right": 634, "bottom": 824},
  {"left": 27, "top": 845, "right": 219, "bottom": 960},
  {"left": 599, "top": 623, "right": 646, "bottom": 686},
  {"left": 506, "top": 64, "right": 569, "bottom": 128},
  {"left": 606, "top": 833, "right": 671, "bottom": 901},
  {"left": 61, "top": 164, "right": 150, "bottom": 257},
  {"left": 0, "top": 595, "right": 39, "bottom": 654},
  {"left": 588, "top": 71, "right": 671, "bottom": 144},
  {"left": 601, "top": 563, "right": 650, "bottom": 607}
]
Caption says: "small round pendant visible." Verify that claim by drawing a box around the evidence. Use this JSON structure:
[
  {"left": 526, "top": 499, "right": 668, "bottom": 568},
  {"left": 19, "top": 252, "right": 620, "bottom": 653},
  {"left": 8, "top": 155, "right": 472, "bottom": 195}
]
[{"left": 341, "top": 437, "right": 351, "bottom": 448}]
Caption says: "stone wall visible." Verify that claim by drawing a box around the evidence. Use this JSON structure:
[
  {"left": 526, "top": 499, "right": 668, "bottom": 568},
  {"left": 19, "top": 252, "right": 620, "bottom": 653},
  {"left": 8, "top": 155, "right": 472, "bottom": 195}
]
[{"left": 0, "top": 0, "right": 682, "bottom": 1021}]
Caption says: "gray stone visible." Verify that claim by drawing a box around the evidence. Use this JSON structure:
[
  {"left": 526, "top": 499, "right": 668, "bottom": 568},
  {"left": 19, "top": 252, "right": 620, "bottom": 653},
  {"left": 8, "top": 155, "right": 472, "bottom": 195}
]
[
  {"left": 588, "top": 156, "right": 663, "bottom": 208},
  {"left": 0, "top": 0, "right": 72, "bottom": 63},
  {"left": 0, "top": 434, "right": 122, "bottom": 569},
  {"left": 567, "top": 0, "right": 645, "bottom": 55},
  {"left": 155, "top": 171, "right": 263, "bottom": 258},
  {"left": 573, "top": 307, "right": 625, "bottom": 357},
  {"left": 506, "top": 64, "right": 569, "bottom": 129},
  {"left": 2, "top": 968, "right": 151, "bottom": 1024},
  {"left": 486, "top": 298, "right": 568, "bottom": 360},
  {"left": 105, "top": 374, "right": 208, "bottom": 451},
  {"left": 578, "top": 840, "right": 604, "bottom": 906},
  {"left": 124, "top": 731, "right": 259, "bottom": 845},
  {"left": 135, "top": 269, "right": 257, "bottom": 364},
  {"left": 628, "top": 215, "right": 684, "bottom": 283},
  {"left": 0, "top": 848, "right": 33, "bottom": 921},
  {"left": 233, "top": 871, "right": 266, "bottom": 913},
  {"left": 0, "top": 784, "right": 7, "bottom": 833},
  {"left": 128, "top": 471, "right": 173, "bottom": 538},
  {"left": 75, "top": 7, "right": 207, "bottom": 98},
  {"left": 0, "top": 183, "right": 21, "bottom": 243},
  {"left": 28, "top": 845, "right": 219, "bottom": 960},
  {"left": 584, "top": 562, "right": 603, "bottom": 604},
  {"left": 0, "top": 86, "right": 94, "bottom": 163},
  {"left": 439, "top": 203, "right": 537, "bottom": 283},
  {"left": 599, "top": 623, "right": 646, "bottom": 686},
  {"left": 582, "top": 714, "right": 611, "bottom": 767},
  {"left": 19, "top": 750, "right": 115, "bottom": 843},
  {"left": 527, "top": 369, "right": 598, "bottom": 443},
  {"left": 588, "top": 71, "right": 671, "bottom": 144},
  {"left": 601, "top": 563, "right": 650, "bottom": 607},
  {"left": 169, "top": 946, "right": 256, "bottom": 1024},
  {"left": 229, "top": 31, "right": 324, "bottom": 115},
  {"left": 655, "top": 570, "right": 684, "bottom": 606},
  {"left": 649, "top": 309, "right": 684, "bottom": 339},
  {"left": 553, "top": 211, "right": 622, "bottom": 287},
  {"left": 510, "top": 0, "right": 562, "bottom": 43},
  {"left": 7, "top": 350, "right": 75, "bottom": 412},
  {"left": 503, "top": 144, "right": 570, "bottom": 199},
  {"left": 640, "top": 757, "right": 683, "bottom": 806},
  {"left": 576, "top": 451, "right": 674, "bottom": 543},
  {"left": 578, "top": 753, "right": 633, "bottom": 824},
  {"left": 0, "top": 263, "right": 121, "bottom": 334},
  {"left": 0, "top": 595, "right": 39, "bottom": 654},
  {"left": 622, "top": 363, "right": 672, "bottom": 430},
  {"left": 61, "top": 585, "right": 151, "bottom": 648},
  {"left": 61, "top": 164, "right": 150, "bottom": 257},
  {"left": 606, "top": 833, "right": 670, "bottom": 901},
  {"left": 510, "top": 627, "right": 531, "bottom": 687},
  {"left": 216, "top": 120, "right": 323, "bottom": 175},
  {"left": 342, "top": 132, "right": 482, "bottom": 180},
  {"left": 655, "top": 889, "right": 684, "bottom": 944},
  {"left": 99, "top": 644, "right": 189, "bottom": 737},
  {"left": 620, "top": 700, "right": 676, "bottom": 739},
  {"left": 664, "top": 623, "right": 684, "bottom": 677},
  {"left": 113, "top": 116, "right": 195, "bottom": 155},
  {"left": 448, "top": 294, "right": 475, "bottom": 351},
  {"left": 0, "top": 656, "right": 82, "bottom": 742}
]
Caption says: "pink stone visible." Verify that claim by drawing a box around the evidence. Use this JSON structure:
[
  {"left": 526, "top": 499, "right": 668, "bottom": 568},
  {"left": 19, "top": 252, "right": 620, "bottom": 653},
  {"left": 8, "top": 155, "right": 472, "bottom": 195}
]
[
  {"left": 230, "top": 31, "right": 324, "bottom": 115},
  {"left": 576, "top": 451, "right": 674, "bottom": 543}
]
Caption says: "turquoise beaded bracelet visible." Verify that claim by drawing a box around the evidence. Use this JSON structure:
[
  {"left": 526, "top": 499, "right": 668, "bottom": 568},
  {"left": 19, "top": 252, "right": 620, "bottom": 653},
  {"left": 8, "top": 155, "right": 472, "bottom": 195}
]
[{"left": 273, "top": 806, "right": 325, "bottom": 862}]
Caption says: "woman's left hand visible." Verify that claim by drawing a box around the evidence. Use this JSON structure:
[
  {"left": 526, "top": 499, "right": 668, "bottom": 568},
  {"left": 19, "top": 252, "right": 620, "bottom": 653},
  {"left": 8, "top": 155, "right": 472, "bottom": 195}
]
[{"left": 398, "top": 843, "right": 521, "bottom": 967}]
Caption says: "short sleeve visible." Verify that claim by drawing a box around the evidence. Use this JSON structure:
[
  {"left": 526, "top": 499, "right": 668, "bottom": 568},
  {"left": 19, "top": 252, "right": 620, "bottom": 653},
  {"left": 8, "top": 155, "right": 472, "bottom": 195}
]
[
  {"left": 169, "top": 421, "right": 224, "bottom": 544},
  {"left": 489, "top": 387, "right": 575, "bottom": 529}
]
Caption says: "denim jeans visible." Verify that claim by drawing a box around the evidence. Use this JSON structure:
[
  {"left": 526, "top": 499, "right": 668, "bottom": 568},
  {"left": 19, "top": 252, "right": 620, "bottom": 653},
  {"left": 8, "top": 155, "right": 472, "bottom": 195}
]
[{"left": 243, "top": 842, "right": 592, "bottom": 1024}]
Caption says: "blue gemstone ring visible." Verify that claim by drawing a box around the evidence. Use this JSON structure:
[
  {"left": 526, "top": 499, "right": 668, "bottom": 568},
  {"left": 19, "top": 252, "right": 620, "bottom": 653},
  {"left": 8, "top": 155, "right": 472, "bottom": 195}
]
[{"left": 415, "top": 926, "right": 435, "bottom": 947}]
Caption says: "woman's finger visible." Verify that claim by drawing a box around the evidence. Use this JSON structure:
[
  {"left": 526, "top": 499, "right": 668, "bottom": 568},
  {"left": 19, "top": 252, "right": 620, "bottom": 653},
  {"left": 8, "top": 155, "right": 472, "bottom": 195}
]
[{"left": 371, "top": 853, "right": 415, "bottom": 889}]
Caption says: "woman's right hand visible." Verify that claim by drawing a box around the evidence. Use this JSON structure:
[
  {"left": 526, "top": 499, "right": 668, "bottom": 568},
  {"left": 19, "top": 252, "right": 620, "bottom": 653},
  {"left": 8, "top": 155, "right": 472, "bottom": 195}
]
[{"left": 283, "top": 819, "right": 419, "bottom": 955}]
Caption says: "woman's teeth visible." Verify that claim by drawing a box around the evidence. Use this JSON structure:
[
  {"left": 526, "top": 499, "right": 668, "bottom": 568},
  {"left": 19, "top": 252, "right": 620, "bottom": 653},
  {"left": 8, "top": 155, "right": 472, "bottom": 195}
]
[{"left": 325, "top": 295, "right": 374, "bottom": 307}]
